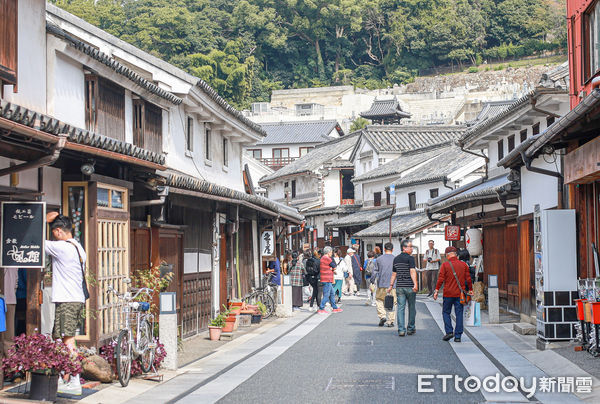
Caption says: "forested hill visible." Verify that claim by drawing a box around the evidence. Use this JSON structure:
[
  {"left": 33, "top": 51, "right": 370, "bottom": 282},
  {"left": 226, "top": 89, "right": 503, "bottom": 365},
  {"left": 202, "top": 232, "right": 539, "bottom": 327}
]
[{"left": 51, "top": 0, "right": 566, "bottom": 109}]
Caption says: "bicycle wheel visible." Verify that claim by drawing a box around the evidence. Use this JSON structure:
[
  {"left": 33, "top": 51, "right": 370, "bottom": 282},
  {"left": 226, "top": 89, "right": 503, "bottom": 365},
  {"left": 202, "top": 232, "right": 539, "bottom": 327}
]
[
  {"left": 139, "top": 319, "right": 155, "bottom": 373},
  {"left": 255, "top": 292, "right": 275, "bottom": 319},
  {"left": 116, "top": 329, "right": 132, "bottom": 387}
]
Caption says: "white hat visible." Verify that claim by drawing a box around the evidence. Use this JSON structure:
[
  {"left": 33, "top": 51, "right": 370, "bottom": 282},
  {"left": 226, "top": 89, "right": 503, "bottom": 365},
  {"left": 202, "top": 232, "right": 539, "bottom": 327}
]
[{"left": 347, "top": 248, "right": 356, "bottom": 253}]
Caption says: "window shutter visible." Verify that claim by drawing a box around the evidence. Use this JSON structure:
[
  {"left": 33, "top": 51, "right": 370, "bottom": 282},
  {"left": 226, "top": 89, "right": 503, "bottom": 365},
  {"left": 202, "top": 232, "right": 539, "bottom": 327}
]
[{"left": 0, "top": 0, "right": 18, "bottom": 88}]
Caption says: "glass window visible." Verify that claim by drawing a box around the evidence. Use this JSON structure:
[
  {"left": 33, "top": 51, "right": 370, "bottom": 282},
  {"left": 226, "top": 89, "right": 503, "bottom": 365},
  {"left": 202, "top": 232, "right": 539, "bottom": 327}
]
[
  {"left": 299, "top": 147, "right": 313, "bottom": 156},
  {"left": 111, "top": 190, "right": 124, "bottom": 209},
  {"left": 408, "top": 192, "right": 416, "bottom": 211},
  {"left": 248, "top": 149, "right": 262, "bottom": 159},
  {"left": 273, "top": 148, "right": 289, "bottom": 159},
  {"left": 497, "top": 139, "right": 504, "bottom": 161},
  {"left": 430, "top": 188, "right": 439, "bottom": 198},
  {"left": 97, "top": 188, "right": 110, "bottom": 208},
  {"left": 587, "top": 4, "right": 600, "bottom": 79}
]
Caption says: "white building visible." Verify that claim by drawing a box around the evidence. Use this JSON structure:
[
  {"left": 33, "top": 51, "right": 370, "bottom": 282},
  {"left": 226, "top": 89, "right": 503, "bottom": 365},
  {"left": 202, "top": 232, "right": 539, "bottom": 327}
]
[{"left": 245, "top": 120, "right": 344, "bottom": 170}]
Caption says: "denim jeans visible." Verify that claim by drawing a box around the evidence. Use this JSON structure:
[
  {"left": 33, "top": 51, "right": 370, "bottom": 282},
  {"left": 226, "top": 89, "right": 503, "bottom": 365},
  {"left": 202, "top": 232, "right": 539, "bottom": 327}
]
[
  {"left": 396, "top": 287, "right": 416, "bottom": 333},
  {"left": 319, "top": 282, "right": 338, "bottom": 310},
  {"left": 442, "top": 297, "right": 464, "bottom": 337}
]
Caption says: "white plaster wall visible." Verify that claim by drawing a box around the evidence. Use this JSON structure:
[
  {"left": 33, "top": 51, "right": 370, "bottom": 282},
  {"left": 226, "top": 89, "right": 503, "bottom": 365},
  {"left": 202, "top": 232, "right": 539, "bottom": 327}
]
[
  {"left": 396, "top": 181, "right": 445, "bottom": 209},
  {"left": 245, "top": 143, "right": 320, "bottom": 159},
  {"left": 124, "top": 90, "right": 133, "bottom": 144},
  {"left": 520, "top": 156, "right": 560, "bottom": 215},
  {"left": 50, "top": 52, "right": 85, "bottom": 128},
  {"left": 323, "top": 171, "right": 341, "bottom": 207},
  {"left": 308, "top": 213, "right": 338, "bottom": 238},
  {"left": 2, "top": 0, "right": 47, "bottom": 112}
]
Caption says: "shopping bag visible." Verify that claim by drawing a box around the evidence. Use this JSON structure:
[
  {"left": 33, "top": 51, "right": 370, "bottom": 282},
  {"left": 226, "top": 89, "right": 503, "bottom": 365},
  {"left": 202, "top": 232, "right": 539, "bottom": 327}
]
[
  {"left": 384, "top": 294, "right": 394, "bottom": 311},
  {"left": 473, "top": 302, "right": 481, "bottom": 327},
  {"left": 465, "top": 301, "right": 481, "bottom": 327}
]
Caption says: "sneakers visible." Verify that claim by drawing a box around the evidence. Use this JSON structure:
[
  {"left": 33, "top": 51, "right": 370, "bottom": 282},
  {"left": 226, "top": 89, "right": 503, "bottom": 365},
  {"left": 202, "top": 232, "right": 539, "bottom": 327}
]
[
  {"left": 378, "top": 318, "right": 386, "bottom": 327},
  {"left": 454, "top": 337, "right": 461, "bottom": 342},
  {"left": 387, "top": 322, "right": 394, "bottom": 328},
  {"left": 407, "top": 330, "right": 415, "bottom": 335},
  {"left": 317, "top": 309, "right": 328, "bottom": 314},
  {"left": 442, "top": 333, "right": 454, "bottom": 341},
  {"left": 398, "top": 332, "right": 406, "bottom": 337},
  {"left": 332, "top": 308, "right": 343, "bottom": 313},
  {"left": 58, "top": 374, "right": 82, "bottom": 396}
]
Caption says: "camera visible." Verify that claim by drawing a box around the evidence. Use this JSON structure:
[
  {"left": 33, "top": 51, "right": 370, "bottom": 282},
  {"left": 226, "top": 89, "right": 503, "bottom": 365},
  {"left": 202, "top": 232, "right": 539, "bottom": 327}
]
[{"left": 427, "top": 257, "right": 432, "bottom": 262}]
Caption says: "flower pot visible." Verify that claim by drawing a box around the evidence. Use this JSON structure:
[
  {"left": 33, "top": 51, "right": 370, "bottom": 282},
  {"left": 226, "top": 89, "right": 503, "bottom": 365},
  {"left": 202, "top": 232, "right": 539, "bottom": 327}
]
[
  {"left": 29, "top": 372, "right": 59, "bottom": 402},
  {"left": 222, "top": 321, "right": 234, "bottom": 332},
  {"left": 208, "top": 326, "right": 222, "bottom": 341},
  {"left": 251, "top": 314, "right": 262, "bottom": 324}
]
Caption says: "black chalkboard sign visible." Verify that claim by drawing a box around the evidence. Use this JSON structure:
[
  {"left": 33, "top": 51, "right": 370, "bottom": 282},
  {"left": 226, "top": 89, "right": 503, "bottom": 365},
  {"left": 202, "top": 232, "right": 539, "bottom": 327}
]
[{"left": 1, "top": 202, "right": 46, "bottom": 268}]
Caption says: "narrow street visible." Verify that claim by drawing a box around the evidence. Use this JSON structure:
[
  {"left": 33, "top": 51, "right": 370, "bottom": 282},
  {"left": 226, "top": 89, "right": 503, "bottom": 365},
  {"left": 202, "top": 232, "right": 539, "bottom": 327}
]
[{"left": 216, "top": 297, "right": 483, "bottom": 403}]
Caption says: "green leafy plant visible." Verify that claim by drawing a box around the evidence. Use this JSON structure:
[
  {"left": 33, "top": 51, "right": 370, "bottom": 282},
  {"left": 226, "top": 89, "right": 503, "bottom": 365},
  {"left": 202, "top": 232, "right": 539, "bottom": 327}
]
[
  {"left": 210, "top": 313, "right": 226, "bottom": 328},
  {"left": 257, "top": 302, "right": 267, "bottom": 316}
]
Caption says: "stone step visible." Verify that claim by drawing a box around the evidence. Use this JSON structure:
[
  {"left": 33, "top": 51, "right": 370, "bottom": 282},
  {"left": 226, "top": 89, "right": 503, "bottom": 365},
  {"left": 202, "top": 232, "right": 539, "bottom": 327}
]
[{"left": 513, "top": 322, "right": 536, "bottom": 335}]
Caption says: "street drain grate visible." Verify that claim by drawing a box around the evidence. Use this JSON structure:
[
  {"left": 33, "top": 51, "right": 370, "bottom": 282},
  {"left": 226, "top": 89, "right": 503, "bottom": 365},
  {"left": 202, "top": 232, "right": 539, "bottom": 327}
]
[
  {"left": 336, "top": 340, "right": 374, "bottom": 346},
  {"left": 325, "top": 377, "right": 395, "bottom": 391}
]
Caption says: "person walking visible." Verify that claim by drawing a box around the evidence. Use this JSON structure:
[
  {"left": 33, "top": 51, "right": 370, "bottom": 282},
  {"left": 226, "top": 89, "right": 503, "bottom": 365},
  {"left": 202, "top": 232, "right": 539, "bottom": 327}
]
[
  {"left": 45, "top": 212, "right": 87, "bottom": 395},
  {"left": 373, "top": 243, "right": 396, "bottom": 327},
  {"left": 363, "top": 251, "right": 377, "bottom": 306},
  {"left": 306, "top": 249, "right": 322, "bottom": 311},
  {"left": 341, "top": 249, "right": 355, "bottom": 296},
  {"left": 289, "top": 252, "right": 304, "bottom": 310},
  {"left": 388, "top": 239, "right": 418, "bottom": 336},
  {"left": 423, "top": 240, "right": 441, "bottom": 297},
  {"left": 332, "top": 248, "right": 345, "bottom": 302},
  {"left": 434, "top": 246, "right": 473, "bottom": 342},
  {"left": 318, "top": 247, "right": 343, "bottom": 313},
  {"left": 458, "top": 248, "right": 476, "bottom": 284},
  {"left": 349, "top": 247, "right": 363, "bottom": 292}
]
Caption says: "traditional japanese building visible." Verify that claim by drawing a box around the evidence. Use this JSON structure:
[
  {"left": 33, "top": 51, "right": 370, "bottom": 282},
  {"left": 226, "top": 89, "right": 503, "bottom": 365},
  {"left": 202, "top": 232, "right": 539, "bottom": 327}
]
[{"left": 359, "top": 98, "right": 411, "bottom": 125}]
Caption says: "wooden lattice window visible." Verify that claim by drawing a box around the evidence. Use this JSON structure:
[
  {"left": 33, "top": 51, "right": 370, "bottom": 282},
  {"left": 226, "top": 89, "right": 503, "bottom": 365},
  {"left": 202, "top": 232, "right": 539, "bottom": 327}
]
[
  {"left": 85, "top": 76, "right": 125, "bottom": 141},
  {"left": 97, "top": 217, "right": 129, "bottom": 338},
  {"left": 0, "top": 0, "right": 18, "bottom": 89}
]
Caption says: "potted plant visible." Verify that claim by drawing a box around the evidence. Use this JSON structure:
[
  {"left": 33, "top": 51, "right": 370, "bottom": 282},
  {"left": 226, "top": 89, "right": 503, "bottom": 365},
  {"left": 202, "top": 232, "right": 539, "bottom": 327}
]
[
  {"left": 209, "top": 313, "right": 226, "bottom": 341},
  {"left": 2, "top": 334, "right": 82, "bottom": 401}
]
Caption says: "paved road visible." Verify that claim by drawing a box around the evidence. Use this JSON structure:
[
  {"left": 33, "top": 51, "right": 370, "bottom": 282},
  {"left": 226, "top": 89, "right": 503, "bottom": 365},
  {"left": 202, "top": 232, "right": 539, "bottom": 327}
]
[{"left": 217, "top": 296, "right": 483, "bottom": 403}]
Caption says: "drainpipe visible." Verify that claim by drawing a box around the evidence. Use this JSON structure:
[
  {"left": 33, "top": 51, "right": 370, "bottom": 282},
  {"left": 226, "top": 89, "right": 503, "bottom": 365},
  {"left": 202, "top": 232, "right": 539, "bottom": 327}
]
[
  {"left": 518, "top": 150, "right": 562, "bottom": 179},
  {"left": 442, "top": 177, "right": 453, "bottom": 190},
  {"left": 459, "top": 144, "right": 488, "bottom": 178},
  {"left": 496, "top": 192, "right": 519, "bottom": 211},
  {"left": 130, "top": 196, "right": 166, "bottom": 207},
  {"left": 426, "top": 210, "right": 451, "bottom": 225},
  {"left": 530, "top": 97, "right": 561, "bottom": 118},
  {"left": 0, "top": 134, "right": 67, "bottom": 177}
]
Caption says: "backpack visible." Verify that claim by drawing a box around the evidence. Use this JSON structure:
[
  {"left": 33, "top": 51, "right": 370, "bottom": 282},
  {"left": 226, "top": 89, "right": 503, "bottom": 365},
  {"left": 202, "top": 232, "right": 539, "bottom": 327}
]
[
  {"left": 365, "top": 258, "right": 376, "bottom": 277},
  {"left": 306, "top": 257, "right": 320, "bottom": 276}
]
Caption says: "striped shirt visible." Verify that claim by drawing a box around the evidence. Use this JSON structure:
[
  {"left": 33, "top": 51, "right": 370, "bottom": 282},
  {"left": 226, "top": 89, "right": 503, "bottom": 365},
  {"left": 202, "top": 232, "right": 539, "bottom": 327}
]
[{"left": 393, "top": 252, "right": 416, "bottom": 288}]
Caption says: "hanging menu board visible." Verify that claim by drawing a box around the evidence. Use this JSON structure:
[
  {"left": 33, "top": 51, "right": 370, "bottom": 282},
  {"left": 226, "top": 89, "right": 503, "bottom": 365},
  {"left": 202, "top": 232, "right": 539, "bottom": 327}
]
[{"left": 1, "top": 202, "right": 46, "bottom": 268}]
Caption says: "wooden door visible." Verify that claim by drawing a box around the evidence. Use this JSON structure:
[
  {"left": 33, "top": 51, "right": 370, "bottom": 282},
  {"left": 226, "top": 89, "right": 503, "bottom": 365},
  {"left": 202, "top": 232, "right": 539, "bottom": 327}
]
[
  {"left": 483, "top": 224, "right": 506, "bottom": 293},
  {"left": 219, "top": 224, "right": 228, "bottom": 309},
  {"left": 130, "top": 227, "right": 150, "bottom": 278}
]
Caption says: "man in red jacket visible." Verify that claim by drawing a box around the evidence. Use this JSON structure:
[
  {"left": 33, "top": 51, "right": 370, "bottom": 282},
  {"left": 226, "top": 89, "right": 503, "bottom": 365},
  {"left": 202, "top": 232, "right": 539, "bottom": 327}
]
[{"left": 433, "top": 246, "right": 473, "bottom": 342}]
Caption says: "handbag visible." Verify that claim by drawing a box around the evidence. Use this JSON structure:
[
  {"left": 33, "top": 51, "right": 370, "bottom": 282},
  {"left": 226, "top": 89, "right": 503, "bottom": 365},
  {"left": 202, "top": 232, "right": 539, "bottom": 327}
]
[
  {"left": 67, "top": 240, "right": 90, "bottom": 300},
  {"left": 384, "top": 294, "right": 394, "bottom": 311},
  {"left": 448, "top": 260, "right": 470, "bottom": 306}
]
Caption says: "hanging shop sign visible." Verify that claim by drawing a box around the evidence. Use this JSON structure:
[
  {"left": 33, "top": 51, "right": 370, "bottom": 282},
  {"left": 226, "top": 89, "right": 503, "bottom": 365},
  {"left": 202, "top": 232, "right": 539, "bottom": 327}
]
[
  {"left": 1, "top": 201, "right": 46, "bottom": 268},
  {"left": 261, "top": 230, "right": 274, "bottom": 257},
  {"left": 444, "top": 225, "right": 461, "bottom": 241}
]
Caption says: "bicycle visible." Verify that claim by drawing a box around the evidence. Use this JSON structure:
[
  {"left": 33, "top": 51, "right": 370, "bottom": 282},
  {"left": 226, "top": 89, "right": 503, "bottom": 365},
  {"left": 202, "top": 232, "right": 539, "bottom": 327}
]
[
  {"left": 243, "top": 273, "right": 277, "bottom": 318},
  {"left": 107, "top": 281, "right": 157, "bottom": 387}
]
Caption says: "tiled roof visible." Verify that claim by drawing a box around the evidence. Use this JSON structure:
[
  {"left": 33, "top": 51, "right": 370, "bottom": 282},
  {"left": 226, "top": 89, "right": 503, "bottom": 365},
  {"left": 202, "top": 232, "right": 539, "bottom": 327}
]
[
  {"left": 0, "top": 100, "right": 166, "bottom": 165},
  {"left": 46, "top": 23, "right": 182, "bottom": 105},
  {"left": 165, "top": 172, "right": 303, "bottom": 222},
  {"left": 257, "top": 120, "right": 342, "bottom": 145},
  {"left": 361, "top": 125, "right": 465, "bottom": 153},
  {"left": 259, "top": 133, "right": 360, "bottom": 184},
  {"left": 360, "top": 99, "right": 411, "bottom": 119},
  {"left": 460, "top": 63, "right": 569, "bottom": 149},
  {"left": 354, "top": 210, "right": 434, "bottom": 238},
  {"left": 326, "top": 206, "right": 393, "bottom": 228},
  {"left": 352, "top": 144, "right": 450, "bottom": 183},
  {"left": 467, "top": 100, "right": 514, "bottom": 127},
  {"left": 427, "top": 174, "right": 517, "bottom": 213},
  {"left": 391, "top": 147, "right": 483, "bottom": 189},
  {"left": 195, "top": 80, "right": 267, "bottom": 137},
  {"left": 303, "top": 204, "right": 362, "bottom": 217}
]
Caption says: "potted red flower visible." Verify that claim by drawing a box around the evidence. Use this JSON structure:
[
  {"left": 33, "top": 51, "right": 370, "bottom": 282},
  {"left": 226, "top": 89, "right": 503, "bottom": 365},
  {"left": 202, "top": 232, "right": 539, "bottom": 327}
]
[{"left": 2, "top": 333, "right": 82, "bottom": 401}]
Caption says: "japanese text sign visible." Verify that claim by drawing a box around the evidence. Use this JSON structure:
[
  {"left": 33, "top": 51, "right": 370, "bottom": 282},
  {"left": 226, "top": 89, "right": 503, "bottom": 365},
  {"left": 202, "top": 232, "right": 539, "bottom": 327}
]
[
  {"left": 261, "top": 230, "right": 274, "bottom": 257},
  {"left": 444, "top": 225, "right": 461, "bottom": 241},
  {"left": 1, "top": 202, "right": 46, "bottom": 268}
]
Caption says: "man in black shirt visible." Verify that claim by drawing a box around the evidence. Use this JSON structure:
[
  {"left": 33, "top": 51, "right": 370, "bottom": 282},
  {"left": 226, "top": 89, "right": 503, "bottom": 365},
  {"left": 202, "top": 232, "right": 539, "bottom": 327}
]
[{"left": 387, "top": 239, "right": 418, "bottom": 336}]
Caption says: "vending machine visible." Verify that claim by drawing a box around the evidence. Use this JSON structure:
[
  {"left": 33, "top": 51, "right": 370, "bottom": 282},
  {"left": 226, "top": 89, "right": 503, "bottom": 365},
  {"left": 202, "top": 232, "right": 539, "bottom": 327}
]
[{"left": 534, "top": 206, "right": 579, "bottom": 342}]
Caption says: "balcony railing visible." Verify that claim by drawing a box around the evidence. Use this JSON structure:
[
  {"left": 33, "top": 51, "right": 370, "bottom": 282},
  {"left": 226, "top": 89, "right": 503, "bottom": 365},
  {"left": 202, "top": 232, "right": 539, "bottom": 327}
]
[{"left": 261, "top": 157, "right": 298, "bottom": 170}]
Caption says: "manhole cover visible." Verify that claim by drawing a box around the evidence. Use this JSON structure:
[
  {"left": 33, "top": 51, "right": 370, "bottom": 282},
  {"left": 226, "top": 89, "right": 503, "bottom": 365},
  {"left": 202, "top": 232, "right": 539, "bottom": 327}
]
[
  {"left": 325, "top": 377, "right": 395, "bottom": 391},
  {"left": 337, "top": 340, "right": 374, "bottom": 346}
]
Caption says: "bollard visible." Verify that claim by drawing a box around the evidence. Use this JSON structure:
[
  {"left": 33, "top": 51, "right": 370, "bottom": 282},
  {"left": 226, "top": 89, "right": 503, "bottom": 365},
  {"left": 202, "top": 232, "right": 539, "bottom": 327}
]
[
  {"left": 159, "top": 292, "right": 178, "bottom": 370},
  {"left": 276, "top": 274, "right": 293, "bottom": 317},
  {"left": 488, "top": 275, "right": 500, "bottom": 324}
]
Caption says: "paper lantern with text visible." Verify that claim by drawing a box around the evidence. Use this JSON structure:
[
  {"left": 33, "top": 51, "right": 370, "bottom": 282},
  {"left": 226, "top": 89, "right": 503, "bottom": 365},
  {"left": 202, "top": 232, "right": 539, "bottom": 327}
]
[{"left": 466, "top": 228, "right": 483, "bottom": 256}]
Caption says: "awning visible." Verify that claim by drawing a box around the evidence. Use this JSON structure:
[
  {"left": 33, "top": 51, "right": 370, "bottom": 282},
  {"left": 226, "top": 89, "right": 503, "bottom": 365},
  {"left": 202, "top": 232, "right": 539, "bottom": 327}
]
[
  {"left": 427, "top": 174, "right": 516, "bottom": 214},
  {"left": 354, "top": 211, "right": 436, "bottom": 238},
  {"left": 164, "top": 171, "right": 304, "bottom": 223},
  {"left": 325, "top": 206, "right": 393, "bottom": 228}
]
